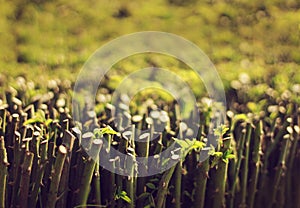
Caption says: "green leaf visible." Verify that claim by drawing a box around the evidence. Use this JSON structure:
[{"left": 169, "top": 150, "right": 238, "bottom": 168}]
[
  {"left": 115, "top": 190, "right": 132, "bottom": 204},
  {"left": 226, "top": 154, "right": 235, "bottom": 159},
  {"left": 233, "top": 114, "right": 248, "bottom": 121},
  {"left": 185, "top": 139, "right": 194, "bottom": 146},
  {"left": 149, "top": 178, "right": 159, "bottom": 183},
  {"left": 24, "top": 117, "right": 42, "bottom": 125},
  {"left": 137, "top": 192, "right": 151, "bottom": 200},
  {"left": 210, "top": 151, "right": 223, "bottom": 167},
  {"left": 212, "top": 151, "right": 223, "bottom": 157},
  {"left": 146, "top": 183, "right": 156, "bottom": 190},
  {"left": 173, "top": 138, "right": 189, "bottom": 149},
  {"left": 120, "top": 195, "right": 131, "bottom": 204},
  {"left": 45, "top": 119, "right": 53, "bottom": 127},
  {"left": 214, "top": 125, "right": 229, "bottom": 137},
  {"left": 101, "top": 126, "right": 118, "bottom": 135},
  {"left": 23, "top": 109, "right": 50, "bottom": 126},
  {"left": 36, "top": 109, "right": 46, "bottom": 121},
  {"left": 191, "top": 140, "right": 205, "bottom": 150},
  {"left": 247, "top": 102, "right": 259, "bottom": 113}
]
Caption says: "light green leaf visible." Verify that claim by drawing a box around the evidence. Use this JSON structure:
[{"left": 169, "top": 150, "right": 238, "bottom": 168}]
[
  {"left": 226, "top": 154, "right": 235, "bottom": 159},
  {"left": 214, "top": 125, "right": 229, "bottom": 137},
  {"left": 36, "top": 109, "right": 46, "bottom": 120},
  {"left": 45, "top": 119, "right": 53, "bottom": 127},
  {"left": 120, "top": 195, "right": 131, "bottom": 204},
  {"left": 192, "top": 140, "right": 205, "bottom": 149},
  {"left": 233, "top": 114, "right": 248, "bottom": 121},
  {"left": 173, "top": 138, "right": 189, "bottom": 149},
  {"left": 24, "top": 117, "right": 43, "bottom": 125},
  {"left": 212, "top": 151, "right": 223, "bottom": 157},
  {"left": 101, "top": 126, "right": 118, "bottom": 135}
]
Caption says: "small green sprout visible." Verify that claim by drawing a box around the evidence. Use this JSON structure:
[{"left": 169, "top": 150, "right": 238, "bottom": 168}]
[
  {"left": 114, "top": 188, "right": 132, "bottom": 204},
  {"left": 173, "top": 138, "right": 205, "bottom": 159},
  {"left": 214, "top": 124, "right": 229, "bottom": 146},
  {"left": 23, "top": 109, "right": 57, "bottom": 127},
  {"left": 93, "top": 126, "right": 118, "bottom": 139}
]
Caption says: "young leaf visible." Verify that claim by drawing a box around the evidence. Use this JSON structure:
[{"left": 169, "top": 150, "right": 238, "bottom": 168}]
[
  {"left": 120, "top": 192, "right": 132, "bottom": 204},
  {"left": 45, "top": 119, "right": 53, "bottom": 127},
  {"left": 24, "top": 118, "right": 38, "bottom": 125},
  {"left": 173, "top": 138, "right": 189, "bottom": 149},
  {"left": 101, "top": 126, "right": 118, "bottom": 135},
  {"left": 214, "top": 125, "right": 229, "bottom": 137},
  {"left": 146, "top": 183, "right": 156, "bottom": 190}
]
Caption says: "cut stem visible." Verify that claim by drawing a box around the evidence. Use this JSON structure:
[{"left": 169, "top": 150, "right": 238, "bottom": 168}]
[{"left": 46, "top": 145, "right": 68, "bottom": 208}]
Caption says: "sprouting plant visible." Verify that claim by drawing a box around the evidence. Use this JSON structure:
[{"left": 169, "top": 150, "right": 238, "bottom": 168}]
[
  {"left": 231, "top": 114, "right": 249, "bottom": 129},
  {"left": 114, "top": 188, "right": 132, "bottom": 204},
  {"left": 23, "top": 109, "right": 58, "bottom": 140},
  {"left": 208, "top": 145, "right": 235, "bottom": 167},
  {"left": 214, "top": 124, "right": 229, "bottom": 147},
  {"left": 24, "top": 109, "right": 55, "bottom": 127},
  {"left": 214, "top": 125, "right": 229, "bottom": 138},
  {"left": 173, "top": 138, "right": 205, "bottom": 159},
  {"left": 155, "top": 138, "right": 205, "bottom": 208},
  {"left": 222, "top": 149, "right": 235, "bottom": 163},
  {"left": 93, "top": 126, "right": 118, "bottom": 138}
]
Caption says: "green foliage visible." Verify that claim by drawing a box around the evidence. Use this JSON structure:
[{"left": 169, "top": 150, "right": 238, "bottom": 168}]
[
  {"left": 93, "top": 126, "right": 118, "bottom": 139},
  {"left": 23, "top": 109, "right": 55, "bottom": 126},
  {"left": 222, "top": 149, "right": 235, "bottom": 164},
  {"left": 214, "top": 124, "right": 229, "bottom": 147},
  {"left": 114, "top": 189, "right": 132, "bottom": 204},
  {"left": 214, "top": 125, "right": 229, "bottom": 139},
  {"left": 173, "top": 138, "right": 205, "bottom": 159},
  {"left": 209, "top": 145, "right": 235, "bottom": 167}
]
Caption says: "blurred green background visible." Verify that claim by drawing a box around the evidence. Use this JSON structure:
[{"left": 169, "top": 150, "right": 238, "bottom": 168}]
[{"left": 0, "top": 0, "right": 299, "bottom": 101}]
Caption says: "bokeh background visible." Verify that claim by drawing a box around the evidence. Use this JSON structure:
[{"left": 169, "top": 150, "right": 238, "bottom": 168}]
[{"left": 0, "top": 0, "right": 299, "bottom": 103}]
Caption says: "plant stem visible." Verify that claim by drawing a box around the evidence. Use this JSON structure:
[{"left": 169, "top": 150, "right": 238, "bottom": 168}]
[
  {"left": 257, "top": 117, "right": 291, "bottom": 206},
  {"left": 286, "top": 122, "right": 299, "bottom": 208},
  {"left": 19, "top": 151, "right": 34, "bottom": 208},
  {"left": 11, "top": 130, "right": 22, "bottom": 208},
  {"left": 125, "top": 153, "right": 136, "bottom": 208},
  {"left": 247, "top": 120, "right": 263, "bottom": 208},
  {"left": 93, "top": 162, "right": 101, "bottom": 205},
  {"left": 174, "top": 161, "right": 182, "bottom": 208},
  {"left": 115, "top": 157, "right": 123, "bottom": 208},
  {"left": 239, "top": 123, "right": 252, "bottom": 208},
  {"left": 0, "top": 137, "right": 8, "bottom": 208},
  {"left": 29, "top": 139, "right": 48, "bottom": 208},
  {"left": 211, "top": 138, "right": 231, "bottom": 208},
  {"left": 0, "top": 108, "right": 7, "bottom": 136},
  {"left": 155, "top": 165, "right": 176, "bottom": 208},
  {"left": 42, "top": 121, "right": 58, "bottom": 205},
  {"left": 56, "top": 130, "right": 75, "bottom": 208},
  {"left": 136, "top": 132, "right": 150, "bottom": 208},
  {"left": 46, "top": 145, "right": 68, "bottom": 208},
  {"left": 193, "top": 158, "right": 209, "bottom": 208},
  {"left": 76, "top": 139, "right": 103, "bottom": 206},
  {"left": 229, "top": 126, "right": 246, "bottom": 208},
  {"left": 268, "top": 134, "right": 290, "bottom": 208}
]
